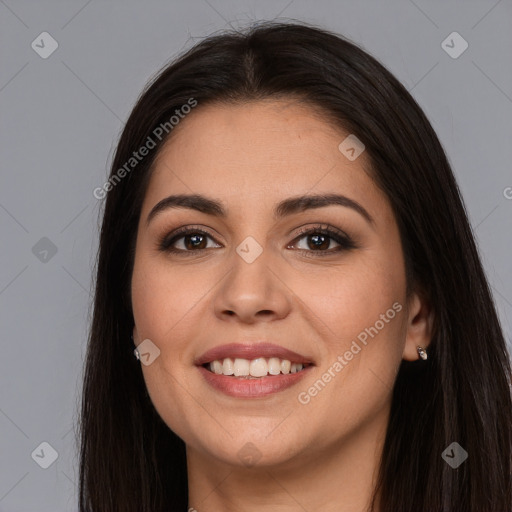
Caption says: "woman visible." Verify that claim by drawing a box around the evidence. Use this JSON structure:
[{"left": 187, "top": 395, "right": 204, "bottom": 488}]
[{"left": 79, "top": 21, "right": 512, "bottom": 511}]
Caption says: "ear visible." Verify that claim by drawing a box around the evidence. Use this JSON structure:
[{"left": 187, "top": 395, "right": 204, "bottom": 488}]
[
  {"left": 402, "top": 290, "right": 434, "bottom": 361},
  {"left": 132, "top": 325, "right": 139, "bottom": 345}
]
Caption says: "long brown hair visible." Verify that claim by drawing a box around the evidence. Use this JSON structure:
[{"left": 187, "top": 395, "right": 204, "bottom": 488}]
[{"left": 79, "top": 21, "right": 512, "bottom": 511}]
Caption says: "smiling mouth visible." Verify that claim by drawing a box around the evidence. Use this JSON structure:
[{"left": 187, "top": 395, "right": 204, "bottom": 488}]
[{"left": 203, "top": 357, "right": 311, "bottom": 378}]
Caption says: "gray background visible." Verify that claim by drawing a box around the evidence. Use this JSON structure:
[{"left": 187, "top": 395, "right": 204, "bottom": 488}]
[{"left": 1, "top": 0, "right": 511, "bottom": 510}]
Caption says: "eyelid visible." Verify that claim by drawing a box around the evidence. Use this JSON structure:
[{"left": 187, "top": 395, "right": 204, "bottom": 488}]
[{"left": 290, "top": 223, "right": 351, "bottom": 242}]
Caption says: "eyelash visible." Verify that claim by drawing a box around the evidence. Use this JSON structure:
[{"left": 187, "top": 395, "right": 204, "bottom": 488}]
[{"left": 157, "top": 224, "right": 356, "bottom": 257}]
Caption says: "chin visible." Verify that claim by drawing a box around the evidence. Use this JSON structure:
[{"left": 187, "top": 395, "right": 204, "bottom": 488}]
[{"left": 186, "top": 423, "right": 312, "bottom": 468}]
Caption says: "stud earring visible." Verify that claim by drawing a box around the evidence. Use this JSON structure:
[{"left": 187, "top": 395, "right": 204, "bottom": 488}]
[
  {"left": 416, "top": 346, "right": 428, "bottom": 361},
  {"left": 131, "top": 335, "right": 140, "bottom": 360}
]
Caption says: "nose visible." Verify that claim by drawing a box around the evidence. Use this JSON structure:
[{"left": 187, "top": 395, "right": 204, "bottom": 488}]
[{"left": 213, "top": 245, "right": 292, "bottom": 324}]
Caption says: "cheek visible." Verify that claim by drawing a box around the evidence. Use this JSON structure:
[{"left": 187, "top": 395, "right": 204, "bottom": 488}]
[
  {"left": 131, "top": 257, "right": 202, "bottom": 439},
  {"left": 290, "top": 256, "right": 405, "bottom": 345},
  {"left": 131, "top": 254, "right": 204, "bottom": 342},
  {"left": 290, "top": 254, "right": 407, "bottom": 417}
]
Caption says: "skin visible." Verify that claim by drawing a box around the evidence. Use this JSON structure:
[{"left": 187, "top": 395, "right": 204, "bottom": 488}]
[{"left": 131, "top": 99, "right": 433, "bottom": 512}]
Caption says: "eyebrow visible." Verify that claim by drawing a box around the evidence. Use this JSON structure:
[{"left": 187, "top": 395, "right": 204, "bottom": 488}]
[{"left": 146, "top": 193, "right": 374, "bottom": 226}]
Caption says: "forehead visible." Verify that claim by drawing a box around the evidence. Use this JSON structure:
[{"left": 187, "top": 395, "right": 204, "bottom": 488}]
[{"left": 143, "top": 99, "right": 387, "bottom": 221}]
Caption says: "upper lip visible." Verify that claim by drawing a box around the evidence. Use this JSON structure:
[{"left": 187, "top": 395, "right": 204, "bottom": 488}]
[{"left": 195, "top": 343, "right": 314, "bottom": 366}]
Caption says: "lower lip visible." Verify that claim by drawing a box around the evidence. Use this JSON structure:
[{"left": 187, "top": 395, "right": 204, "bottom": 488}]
[{"left": 197, "top": 365, "right": 313, "bottom": 398}]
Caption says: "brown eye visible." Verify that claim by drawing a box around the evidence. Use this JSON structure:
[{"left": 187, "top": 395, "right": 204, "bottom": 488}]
[
  {"left": 288, "top": 225, "right": 357, "bottom": 255},
  {"left": 159, "top": 228, "right": 222, "bottom": 253},
  {"left": 182, "top": 233, "right": 208, "bottom": 250},
  {"left": 296, "top": 232, "right": 338, "bottom": 251}
]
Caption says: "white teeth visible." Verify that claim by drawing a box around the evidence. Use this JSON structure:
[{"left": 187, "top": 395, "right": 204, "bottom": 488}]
[
  {"left": 206, "top": 357, "right": 307, "bottom": 377},
  {"left": 233, "top": 358, "right": 250, "bottom": 376},
  {"left": 211, "top": 360, "right": 223, "bottom": 375},
  {"left": 281, "top": 359, "right": 291, "bottom": 374},
  {"left": 268, "top": 357, "right": 281, "bottom": 375},
  {"left": 222, "top": 357, "right": 234, "bottom": 375},
  {"left": 249, "top": 358, "right": 268, "bottom": 377}
]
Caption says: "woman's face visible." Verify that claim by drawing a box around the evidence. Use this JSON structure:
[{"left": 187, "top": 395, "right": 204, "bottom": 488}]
[{"left": 131, "top": 99, "right": 427, "bottom": 469}]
